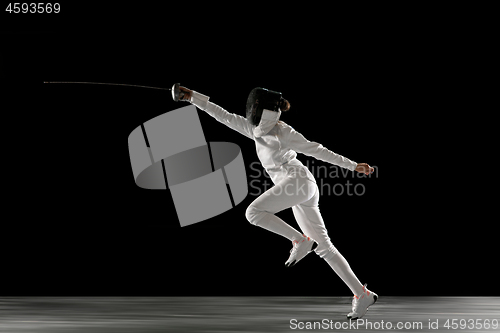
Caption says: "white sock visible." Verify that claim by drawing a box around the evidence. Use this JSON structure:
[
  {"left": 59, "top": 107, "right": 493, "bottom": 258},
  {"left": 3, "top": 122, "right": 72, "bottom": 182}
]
[
  {"left": 325, "top": 251, "right": 364, "bottom": 296},
  {"left": 255, "top": 213, "right": 303, "bottom": 242}
]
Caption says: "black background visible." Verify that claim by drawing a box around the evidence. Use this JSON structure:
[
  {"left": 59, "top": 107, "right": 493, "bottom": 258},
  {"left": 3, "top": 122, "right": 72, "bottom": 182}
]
[{"left": 2, "top": 4, "right": 495, "bottom": 296}]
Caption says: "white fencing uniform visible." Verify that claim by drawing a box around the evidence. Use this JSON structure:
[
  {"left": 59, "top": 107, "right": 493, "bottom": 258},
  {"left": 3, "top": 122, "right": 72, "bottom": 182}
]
[{"left": 190, "top": 91, "right": 364, "bottom": 296}]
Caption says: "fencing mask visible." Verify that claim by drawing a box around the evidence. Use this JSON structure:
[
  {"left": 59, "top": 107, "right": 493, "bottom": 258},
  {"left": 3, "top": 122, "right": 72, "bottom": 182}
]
[{"left": 246, "top": 87, "right": 286, "bottom": 126}]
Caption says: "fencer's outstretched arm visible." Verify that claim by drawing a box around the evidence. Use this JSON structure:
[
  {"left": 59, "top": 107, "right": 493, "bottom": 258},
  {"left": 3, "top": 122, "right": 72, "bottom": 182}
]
[
  {"left": 281, "top": 125, "right": 355, "bottom": 172},
  {"left": 284, "top": 126, "right": 374, "bottom": 174},
  {"left": 183, "top": 88, "right": 254, "bottom": 139}
]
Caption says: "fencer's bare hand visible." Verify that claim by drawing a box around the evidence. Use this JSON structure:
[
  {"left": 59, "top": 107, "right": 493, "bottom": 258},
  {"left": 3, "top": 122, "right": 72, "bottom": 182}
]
[
  {"left": 355, "top": 163, "right": 374, "bottom": 175},
  {"left": 179, "top": 86, "right": 192, "bottom": 101}
]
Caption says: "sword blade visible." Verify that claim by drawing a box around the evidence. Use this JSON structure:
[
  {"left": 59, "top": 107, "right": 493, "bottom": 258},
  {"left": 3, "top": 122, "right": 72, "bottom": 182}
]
[{"left": 44, "top": 81, "right": 171, "bottom": 91}]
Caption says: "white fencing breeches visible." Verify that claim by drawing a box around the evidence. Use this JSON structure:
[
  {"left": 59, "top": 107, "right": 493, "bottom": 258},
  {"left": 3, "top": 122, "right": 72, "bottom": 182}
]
[
  {"left": 245, "top": 172, "right": 364, "bottom": 295},
  {"left": 245, "top": 173, "right": 338, "bottom": 260}
]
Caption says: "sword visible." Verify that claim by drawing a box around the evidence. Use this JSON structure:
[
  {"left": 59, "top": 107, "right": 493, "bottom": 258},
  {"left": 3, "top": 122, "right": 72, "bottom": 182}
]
[
  {"left": 43, "top": 82, "right": 188, "bottom": 101},
  {"left": 43, "top": 81, "right": 172, "bottom": 91}
]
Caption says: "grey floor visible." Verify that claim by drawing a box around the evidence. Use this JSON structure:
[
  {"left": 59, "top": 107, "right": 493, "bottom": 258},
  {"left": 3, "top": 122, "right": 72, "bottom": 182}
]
[{"left": 0, "top": 297, "right": 498, "bottom": 332}]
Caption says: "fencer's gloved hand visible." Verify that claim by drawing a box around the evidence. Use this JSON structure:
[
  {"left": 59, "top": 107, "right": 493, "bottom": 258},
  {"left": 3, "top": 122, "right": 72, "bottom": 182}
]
[
  {"left": 355, "top": 163, "right": 374, "bottom": 175},
  {"left": 171, "top": 83, "right": 192, "bottom": 102}
]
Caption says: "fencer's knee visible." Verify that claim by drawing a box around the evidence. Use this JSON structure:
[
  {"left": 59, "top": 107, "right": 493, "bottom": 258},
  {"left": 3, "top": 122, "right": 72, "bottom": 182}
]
[
  {"left": 245, "top": 204, "right": 262, "bottom": 225},
  {"left": 314, "top": 242, "right": 338, "bottom": 260}
]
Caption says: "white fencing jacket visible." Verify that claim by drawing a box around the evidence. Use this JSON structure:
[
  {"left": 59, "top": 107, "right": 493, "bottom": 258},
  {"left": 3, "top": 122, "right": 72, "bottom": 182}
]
[{"left": 190, "top": 91, "right": 358, "bottom": 185}]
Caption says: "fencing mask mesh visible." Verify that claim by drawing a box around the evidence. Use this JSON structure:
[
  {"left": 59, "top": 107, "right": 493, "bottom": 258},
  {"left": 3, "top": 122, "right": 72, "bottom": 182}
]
[{"left": 246, "top": 87, "right": 283, "bottom": 126}]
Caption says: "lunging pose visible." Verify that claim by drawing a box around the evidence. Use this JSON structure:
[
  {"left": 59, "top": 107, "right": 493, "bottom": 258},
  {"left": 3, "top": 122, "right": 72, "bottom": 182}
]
[{"left": 172, "top": 84, "right": 377, "bottom": 319}]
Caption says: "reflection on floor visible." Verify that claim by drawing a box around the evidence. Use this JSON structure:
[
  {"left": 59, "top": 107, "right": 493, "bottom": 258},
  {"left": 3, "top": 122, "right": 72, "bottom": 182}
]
[{"left": 0, "top": 297, "right": 498, "bottom": 332}]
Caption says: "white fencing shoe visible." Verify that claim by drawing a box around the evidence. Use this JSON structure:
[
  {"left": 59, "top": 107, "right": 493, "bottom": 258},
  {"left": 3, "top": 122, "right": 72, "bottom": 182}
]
[
  {"left": 285, "top": 234, "right": 317, "bottom": 267},
  {"left": 347, "top": 284, "right": 378, "bottom": 320}
]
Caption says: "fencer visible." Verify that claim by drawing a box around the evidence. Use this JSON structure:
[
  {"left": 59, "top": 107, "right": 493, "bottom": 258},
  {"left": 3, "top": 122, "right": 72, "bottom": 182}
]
[{"left": 173, "top": 84, "right": 377, "bottom": 320}]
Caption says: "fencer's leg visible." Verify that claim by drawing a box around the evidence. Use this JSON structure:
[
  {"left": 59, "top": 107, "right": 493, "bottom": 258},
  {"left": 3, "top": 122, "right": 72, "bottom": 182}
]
[
  {"left": 292, "top": 205, "right": 333, "bottom": 255},
  {"left": 324, "top": 250, "right": 364, "bottom": 297},
  {"left": 246, "top": 204, "right": 302, "bottom": 241},
  {"left": 245, "top": 176, "right": 315, "bottom": 242},
  {"left": 292, "top": 193, "right": 364, "bottom": 296}
]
